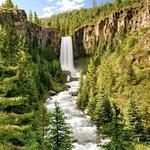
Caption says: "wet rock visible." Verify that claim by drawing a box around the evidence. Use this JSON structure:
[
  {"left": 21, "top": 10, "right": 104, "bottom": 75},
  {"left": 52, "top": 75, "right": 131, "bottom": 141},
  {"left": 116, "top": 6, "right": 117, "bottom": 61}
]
[
  {"left": 84, "top": 109, "right": 89, "bottom": 115},
  {"left": 65, "top": 85, "right": 71, "bottom": 90},
  {"left": 48, "top": 90, "right": 57, "bottom": 96},
  {"left": 70, "top": 91, "right": 78, "bottom": 96},
  {"left": 70, "top": 76, "right": 79, "bottom": 81}
]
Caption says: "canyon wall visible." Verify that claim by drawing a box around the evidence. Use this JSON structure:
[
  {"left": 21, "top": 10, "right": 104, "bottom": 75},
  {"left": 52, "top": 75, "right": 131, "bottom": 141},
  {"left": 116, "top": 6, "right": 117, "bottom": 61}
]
[
  {"left": 74, "top": 3, "right": 150, "bottom": 55},
  {"left": 0, "top": 9, "right": 61, "bottom": 56}
]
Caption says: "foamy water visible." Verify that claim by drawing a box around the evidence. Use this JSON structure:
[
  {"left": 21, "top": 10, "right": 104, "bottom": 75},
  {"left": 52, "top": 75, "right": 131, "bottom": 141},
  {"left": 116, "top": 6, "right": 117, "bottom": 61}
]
[{"left": 46, "top": 73, "right": 103, "bottom": 150}]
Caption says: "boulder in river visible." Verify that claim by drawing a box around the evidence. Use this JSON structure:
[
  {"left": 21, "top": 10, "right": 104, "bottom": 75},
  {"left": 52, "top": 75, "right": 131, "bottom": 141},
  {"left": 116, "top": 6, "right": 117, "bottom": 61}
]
[
  {"left": 48, "top": 90, "right": 57, "bottom": 96},
  {"left": 70, "top": 91, "right": 78, "bottom": 96}
]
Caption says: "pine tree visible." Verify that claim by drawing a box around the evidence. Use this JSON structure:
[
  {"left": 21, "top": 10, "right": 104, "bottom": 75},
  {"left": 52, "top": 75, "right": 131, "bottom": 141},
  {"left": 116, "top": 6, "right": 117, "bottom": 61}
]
[
  {"left": 87, "top": 58, "right": 98, "bottom": 116},
  {"left": 33, "top": 12, "right": 42, "bottom": 25},
  {"left": 127, "top": 100, "right": 144, "bottom": 140},
  {"left": 115, "top": 0, "right": 122, "bottom": 9},
  {"left": 76, "top": 71, "right": 84, "bottom": 109},
  {"left": 29, "top": 10, "right": 33, "bottom": 22},
  {"left": 80, "top": 76, "right": 89, "bottom": 110},
  {"left": 126, "top": 64, "right": 136, "bottom": 83},
  {"left": 45, "top": 102, "right": 73, "bottom": 150},
  {"left": 0, "top": 27, "right": 42, "bottom": 149},
  {"left": 102, "top": 102, "right": 134, "bottom": 150},
  {"left": 2, "top": 0, "right": 14, "bottom": 8},
  {"left": 34, "top": 12, "right": 39, "bottom": 24},
  {"left": 93, "top": 88, "right": 113, "bottom": 126}
]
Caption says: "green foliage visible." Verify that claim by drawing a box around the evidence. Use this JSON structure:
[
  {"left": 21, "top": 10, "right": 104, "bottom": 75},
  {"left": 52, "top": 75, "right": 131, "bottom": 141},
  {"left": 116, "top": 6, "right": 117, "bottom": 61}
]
[
  {"left": 115, "top": 0, "right": 122, "bottom": 9},
  {"left": 76, "top": 75, "right": 89, "bottom": 110},
  {"left": 2, "top": 0, "right": 14, "bottom": 8},
  {"left": 29, "top": 10, "right": 33, "bottom": 22},
  {"left": 127, "top": 100, "right": 144, "bottom": 140},
  {"left": 42, "top": 0, "right": 143, "bottom": 35},
  {"left": 101, "top": 103, "right": 135, "bottom": 150},
  {"left": 77, "top": 15, "right": 150, "bottom": 150},
  {"left": 33, "top": 12, "right": 42, "bottom": 26},
  {"left": 0, "top": 13, "right": 65, "bottom": 149},
  {"left": 93, "top": 88, "right": 113, "bottom": 127},
  {"left": 45, "top": 102, "right": 73, "bottom": 150}
]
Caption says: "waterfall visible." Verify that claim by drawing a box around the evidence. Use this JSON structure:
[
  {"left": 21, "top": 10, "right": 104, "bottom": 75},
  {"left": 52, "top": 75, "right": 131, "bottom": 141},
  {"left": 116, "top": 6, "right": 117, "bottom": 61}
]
[{"left": 60, "top": 36, "right": 75, "bottom": 73}]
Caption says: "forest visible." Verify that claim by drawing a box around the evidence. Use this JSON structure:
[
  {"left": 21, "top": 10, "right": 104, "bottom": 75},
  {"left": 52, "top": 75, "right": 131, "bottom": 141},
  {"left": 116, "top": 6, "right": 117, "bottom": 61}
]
[{"left": 0, "top": 0, "right": 150, "bottom": 150}]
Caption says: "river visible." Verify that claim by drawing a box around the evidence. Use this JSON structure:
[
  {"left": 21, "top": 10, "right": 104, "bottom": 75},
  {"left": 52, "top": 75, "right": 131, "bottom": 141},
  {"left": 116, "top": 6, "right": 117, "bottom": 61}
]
[{"left": 46, "top": 73, "right": 106, "bottom": 150}]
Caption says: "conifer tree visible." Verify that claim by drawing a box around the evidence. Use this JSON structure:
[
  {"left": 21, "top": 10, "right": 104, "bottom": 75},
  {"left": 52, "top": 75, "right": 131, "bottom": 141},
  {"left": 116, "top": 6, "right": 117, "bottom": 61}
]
[
  {"left": 34, "top": 12, "right": 39, "bottom": 24},
  {"left": 87, "top": 58, "right": 98, "bottom": 115},
  {"left": 45, "top": 102, "right": 73, "bottom": 150},
  {"left": 102, "top": 102, "right": 134, "bottom": 150},
  {"left": 77, "top": 71, "right": 84, "bottom": 109},
  {"left": 2, "top": 0, "right": 14, "bottom": 8},
  {"left": 126, "top": 64, "right": 136, "bottom": 83},
  {"left": 29, "top": 10, "right": 33, "bottom": 22},
  {"left": 80, "top": 76, "right": 89, "bottom": 110},
  {"left": 115, "top": 0, "right": 122, "bottom": 9},
  {"left": 93, "top": 88, "right": 113, "bottom": 126},
  {"left": 0, "top": 27, "right": 42, "bottom": 149},
  {"left": 127, "top": 100, "right": 144, "bottom": 140},
  {"left": 34, "top": 12, "right": 42, "bottom": 25}
]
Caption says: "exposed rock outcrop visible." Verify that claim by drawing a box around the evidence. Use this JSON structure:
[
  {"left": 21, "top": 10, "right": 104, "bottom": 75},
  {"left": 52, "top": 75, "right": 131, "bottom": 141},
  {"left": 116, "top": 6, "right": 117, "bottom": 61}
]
[
  {"left": 0, "top": 9, "right": 61, "bottom": 55},
  {"left": 74, "top": 3, "right": 150, "bottom": 55}
]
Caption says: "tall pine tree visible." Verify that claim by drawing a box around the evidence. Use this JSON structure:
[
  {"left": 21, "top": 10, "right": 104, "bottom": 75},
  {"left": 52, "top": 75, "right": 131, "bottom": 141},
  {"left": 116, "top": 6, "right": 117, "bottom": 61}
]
[
  {"left": 2, "top": 0, "right": 14, "bottom": 8},
  {"left": 93, "top": 88, "right": 113, "bottom": 126},
  {"left": 101, "top": 102, "right": 134, "bottom": 150},
  {"left": 45, "top": 102, "right": 73, "bottom": 150},
  {"left": 29, "top": 10, "right": 33, "bottom": 22},
  {"left": 127, "top": 100, "right": 144, "bottom": 141},
  {"left": 87, "top": 58, "right": 98, "bottom": 116}
]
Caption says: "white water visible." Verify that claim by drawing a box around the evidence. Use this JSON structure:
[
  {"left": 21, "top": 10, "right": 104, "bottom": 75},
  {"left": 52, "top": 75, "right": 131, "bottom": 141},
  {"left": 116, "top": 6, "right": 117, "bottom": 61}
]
[
  {"left": 46, "top": 73, "right": 103, "bottom": 150},
  {"left": 46, "top": 36, "right": 110, "bottom": 149},
  {"left": 60, "top": 36, "right": 76, "bottom": 73}
]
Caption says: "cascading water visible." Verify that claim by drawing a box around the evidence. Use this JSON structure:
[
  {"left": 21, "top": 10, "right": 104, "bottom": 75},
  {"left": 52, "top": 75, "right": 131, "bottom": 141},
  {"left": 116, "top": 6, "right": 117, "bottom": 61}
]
[
  {"left": 46, "top": 73, "right": 101, "bottom": 150},
  {"left": 46, "top": 36, "right": 110, "bottom": 149},
  {"left": 60, "top": 36, "right": 75, "bottom": 73}
]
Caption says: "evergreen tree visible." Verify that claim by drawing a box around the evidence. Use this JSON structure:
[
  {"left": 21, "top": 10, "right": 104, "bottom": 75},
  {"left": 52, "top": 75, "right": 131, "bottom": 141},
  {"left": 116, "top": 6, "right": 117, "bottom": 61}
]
[
  {"left": 45, "top": 102, "right": 73, "bottom": 150},
  {"left": 93, "top": 88, "right": 113, "bottom": 126},
  {"left": 2, "top": 0, "right": 14, "bottom": 8},
  {"left": 126, "top": 64, "right": 136, "bottom": 83},
  {"left": 33, "top": 12, "right": 42, "bottom": 25},
  {"left": 34, "top": 12, "right": 38, "bottom": 23},
  {"left": 76, "top": 71, "right": 84, "bottom": 109},
  {"left": 29, "top": 10, "right": 33, "bottom": 22},
  {"left": 102, "top": 102, "right": 134, "bottom": 150},
  {"left": 115, "top": 0, "right": 122, "bottom": 9},
  {"left": 87, "top": 58, "right": 98, "bottom": 115},
  {"left": 79, "top": 76, "right": 89, "bottom": 110},
  {"left": 127, "top": 100, "right": 144, "bottom": 141}
]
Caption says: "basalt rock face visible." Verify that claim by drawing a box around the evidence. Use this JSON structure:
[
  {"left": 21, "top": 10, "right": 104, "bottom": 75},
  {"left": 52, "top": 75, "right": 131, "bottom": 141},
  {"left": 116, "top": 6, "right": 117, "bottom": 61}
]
[
  {"left": 73, "top": 26, "right": 86, "bottom": 58},
  {"left": 74, "top": 3, "right": 150, "bottom": 55},
  {"left": 0, "top": 9, "right": 61, "bottom": 55}
]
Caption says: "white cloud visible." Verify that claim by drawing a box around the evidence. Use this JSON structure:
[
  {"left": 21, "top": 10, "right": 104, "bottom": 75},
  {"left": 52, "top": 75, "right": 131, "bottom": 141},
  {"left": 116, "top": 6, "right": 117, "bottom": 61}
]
[
  {"left": 0, "top": 0, "right": 5, "bottom": 6},
  {"left": 41, "top": 6, "right": 56, "bottom": 18},
  {"left": 48, "top": 0, "right": 54, "bottom": 2},
  {"left": 74, "top": 0, "right": 84, "bottom": 3},
  {"left": 56, "top": 0, "right": 84, "bottom": 12},
  {"left": 42, "top": 0, "right": 85, "bottom": 17}
]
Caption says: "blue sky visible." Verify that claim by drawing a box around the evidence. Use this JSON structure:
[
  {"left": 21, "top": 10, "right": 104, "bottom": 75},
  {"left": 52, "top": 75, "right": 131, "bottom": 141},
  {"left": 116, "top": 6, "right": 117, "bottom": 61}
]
[{"left": 0, "top": 0, "right": 113, "bottom": 17}]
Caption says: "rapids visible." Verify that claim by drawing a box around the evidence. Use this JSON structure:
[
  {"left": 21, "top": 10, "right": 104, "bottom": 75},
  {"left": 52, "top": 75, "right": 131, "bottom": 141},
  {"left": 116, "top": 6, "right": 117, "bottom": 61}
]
[{"left": 46, "top": 73, "right": 103, "bottom": 150}]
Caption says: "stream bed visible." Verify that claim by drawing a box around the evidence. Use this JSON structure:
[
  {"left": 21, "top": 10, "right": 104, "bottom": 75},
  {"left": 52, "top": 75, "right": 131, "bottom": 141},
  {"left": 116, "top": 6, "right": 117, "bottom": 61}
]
[{"left": 46, "top": 73, "right": 103, "bottom": 150}]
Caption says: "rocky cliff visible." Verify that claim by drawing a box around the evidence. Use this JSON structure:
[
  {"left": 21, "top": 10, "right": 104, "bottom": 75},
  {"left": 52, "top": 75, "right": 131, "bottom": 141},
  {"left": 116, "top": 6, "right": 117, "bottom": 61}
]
[
  {"left": 74, "top": 3, "right": 150, "bottom": 55},
  {"left": 0, "top": 9, "right": 61, "bottom": 55}
]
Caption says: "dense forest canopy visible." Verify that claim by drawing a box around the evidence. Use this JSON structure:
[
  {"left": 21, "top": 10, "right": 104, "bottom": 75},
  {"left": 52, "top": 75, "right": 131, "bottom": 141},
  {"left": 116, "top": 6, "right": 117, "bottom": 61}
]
[
  {"left": 0, "top": 0, "right": 150, "bottom": 149},
  {"left": 42, "top": 0, "right": 146, "bottom": 35}
]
